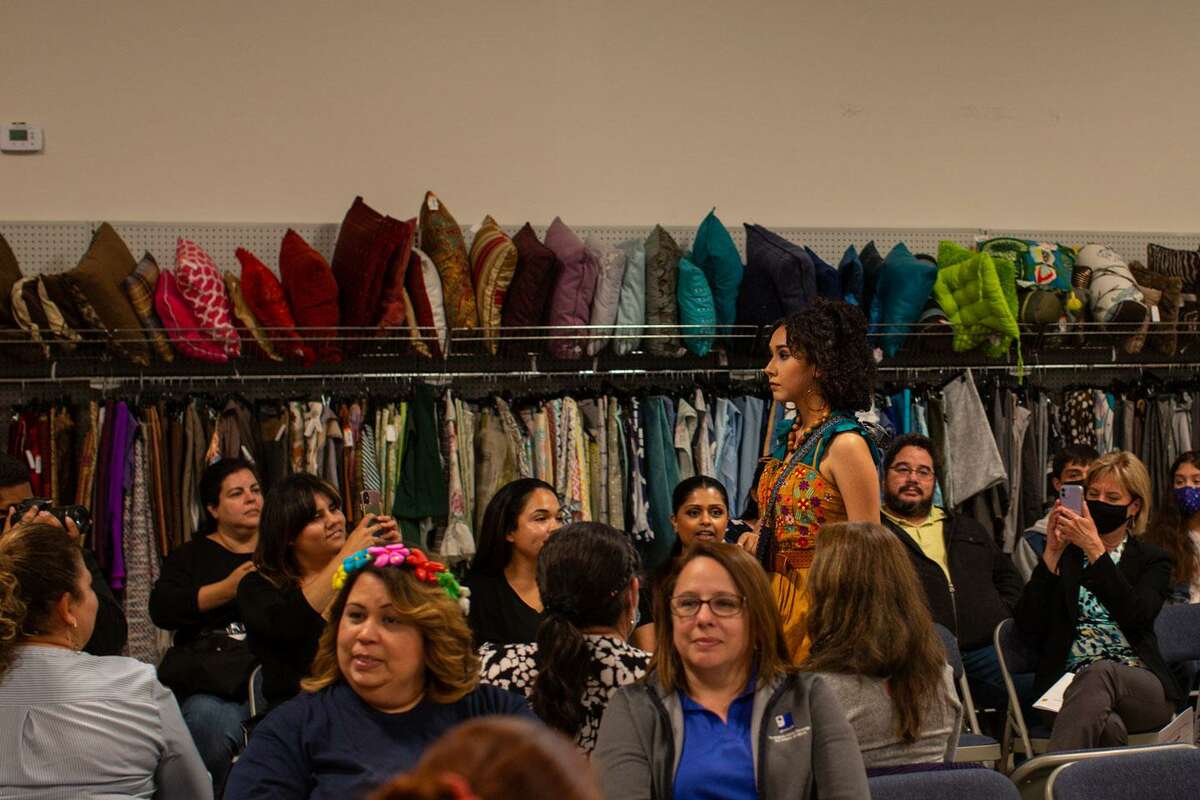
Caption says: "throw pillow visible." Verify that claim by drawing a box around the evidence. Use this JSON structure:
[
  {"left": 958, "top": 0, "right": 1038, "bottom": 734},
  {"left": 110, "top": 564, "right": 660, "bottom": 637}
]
[
  {"left": 405, "top": 248, "right": 448, "bottom": 357},
  {"left": 612, "top": 238, "right": 646, "bottom": 356},
  {"left": 419, "top": 191, "right": 478, "bottom": 329},
  {"left": 155, "top": 269, "right": 228, "bottom": 363},
  {"left": 280, "top": 228, "right": 342, "bottom": 363},
  {"left": 65, "top": 223, "right": 150, "bottom": 364},
  {"left": 120, "top": 253, "right": 175, "bottom": 362},
  {"left": 690, "top": 209, "right": 743, "bottom": 330},
  {"left": 224, "top": 272, "right": 282, "bottom": 361},
  {"left": 501, "top": 223, "right": 561, "bottom": 354},
  {"left": 677, "top": 255, "right": 716, "bottom": 356},
  {"left": 544, "top": 217, "right": 599, "bottom": 359},
  {"left": 331, "top": 196, "right": 414, "bottom": 348},
  {"left": 469, "top": 215, "right": 518, "bottom": 354},
  {"left": 585, "top": 235, "right": 628, "bottom": 356},
  {"left": 235, "top": 247, "right": 315, "bottom": 365},
  {"left": 175, "top": 238, "right": 241, "bottom": 358},
  {"left": 644, "top": 225, "right": 685, "bottom": 357}
]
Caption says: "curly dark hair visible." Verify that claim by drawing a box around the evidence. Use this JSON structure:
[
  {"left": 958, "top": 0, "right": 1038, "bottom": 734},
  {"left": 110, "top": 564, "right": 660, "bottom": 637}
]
[{"left": 778, "top": 298, "right": 875, "bottom": 411}]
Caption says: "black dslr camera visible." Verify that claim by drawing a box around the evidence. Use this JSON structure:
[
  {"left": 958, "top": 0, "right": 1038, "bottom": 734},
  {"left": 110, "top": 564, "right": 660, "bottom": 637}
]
[{"left": 8, "top": 497, "right": 94, "bottom": 537}]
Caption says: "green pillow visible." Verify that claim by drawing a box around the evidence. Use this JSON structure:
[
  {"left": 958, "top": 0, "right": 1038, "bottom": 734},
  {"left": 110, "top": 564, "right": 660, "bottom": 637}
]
[
  {"left": 690, "top": 208, "right": 743, "bottom": 330},
  {"left": 676, "top": 256, "right": 716, "bottom": 356}
]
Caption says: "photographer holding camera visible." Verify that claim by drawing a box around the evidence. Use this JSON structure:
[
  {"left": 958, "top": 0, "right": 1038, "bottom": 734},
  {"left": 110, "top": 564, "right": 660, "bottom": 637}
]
[{"left": 0, "top": 453, "right": 127, "bottom": 656}]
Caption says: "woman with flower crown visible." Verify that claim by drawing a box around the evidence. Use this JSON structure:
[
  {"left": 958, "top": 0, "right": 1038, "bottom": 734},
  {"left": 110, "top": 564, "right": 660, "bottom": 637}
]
[
  {"left": 226, "top": 536, "right": 533, "bottom": 800},
  {"left": 237, "top": 473, "right": 402, "bottom": 712}
]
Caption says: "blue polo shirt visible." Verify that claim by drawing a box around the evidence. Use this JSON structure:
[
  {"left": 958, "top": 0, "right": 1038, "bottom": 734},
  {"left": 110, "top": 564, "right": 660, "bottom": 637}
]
[{"left": 673, "top": 679, "right": 758, "bottom": 800}]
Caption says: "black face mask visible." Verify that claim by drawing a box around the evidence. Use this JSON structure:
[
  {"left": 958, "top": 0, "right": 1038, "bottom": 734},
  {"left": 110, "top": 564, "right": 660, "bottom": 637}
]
[{"left": 1086, "top": 499, "right": 1133, "bottom": 535}]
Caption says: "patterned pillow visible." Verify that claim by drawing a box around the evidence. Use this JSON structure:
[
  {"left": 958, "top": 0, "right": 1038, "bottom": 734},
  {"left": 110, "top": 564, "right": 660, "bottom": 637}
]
[
  {"left": 332, "top": 196, "right": 414, "bottom": 347},
  {"left": 977, "top": 237, "right": 1076, "bottom": 292},
  {"left": 405, "top": 248, "right": 448, "bottom": 357},
  {"left": 677, "top": 255, "right": 716, "bottom": 356},
  {"left": 39, "top": 274, "right": 89, "bottom": 334},
  {"left": 65, "top": 223, "right": 150, "bottom": 364},
  {"left": 469, "top": 216, "right": 518, "bottom": 354},
  {"left": 419, "top": 191, "right": 478, "bottom": 330},
  {"left": 544, "top": 217, "right": 599, "bottom": 359},
  {"left": 175, "top": 238, "right": 241, "bottom": 358},
  {"left": 279, "top": 229, "right": 342, "bottom": 364},
  {"left": 235, "top": 247, "right": 314, "bottom": 365},
  {"left": 223, "top": 272, "right": 282, "bottom": 362},
  {"left": 120, "top": 253, "right": 174, "bottom": 362},
  {"left": 154, "top": 269, "right": 228, "bottom": 363},
  {"left": 1147, "top": 243, "right": 1200, "bottom": 338},
  {"left": 644, "top": 226, "right": 685, "bottom": 357},
  {"left": 11, "top": 277, "right": 79, "bottom": 358},
  {"left": 585, "top": 235, "right": 628, "bottom": 356}
]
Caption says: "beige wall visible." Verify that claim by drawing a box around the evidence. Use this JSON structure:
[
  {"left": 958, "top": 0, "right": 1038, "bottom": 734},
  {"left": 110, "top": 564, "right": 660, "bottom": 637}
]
[{"left": 3, "top": 0, "right": 1199, "bottom": 230}]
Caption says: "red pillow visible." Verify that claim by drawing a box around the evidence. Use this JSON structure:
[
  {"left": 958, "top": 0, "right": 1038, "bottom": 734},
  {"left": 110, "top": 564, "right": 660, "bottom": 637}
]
[
  {"left": 332, "top": 197, "right": 415, "bottom": 347},
  {"left": 405, "top": 248, "right": 448, "bottom": 357},
  {"left": 279, "top": 229, "right": 341, "bottom": 363},
  {"left": 154, "top": 269, "right": 227, "bottom": 363},
  {"left": 175, "top": 238, "right": 241, "bottom": 358},
  {"left": 376, "top": 220, "right": 417, "bottom": 335},
  {"left": 235, "top": 247, "right": 314, "bottom": 365}
]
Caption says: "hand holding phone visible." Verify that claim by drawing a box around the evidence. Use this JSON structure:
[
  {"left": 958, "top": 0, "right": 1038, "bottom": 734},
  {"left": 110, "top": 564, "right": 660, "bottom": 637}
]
[
  {"left": 1060, "top": 484, "right": 1084, "bottom": 516},
  {"left": 361, "top": 490, "right": 383, "bottom": 518}
]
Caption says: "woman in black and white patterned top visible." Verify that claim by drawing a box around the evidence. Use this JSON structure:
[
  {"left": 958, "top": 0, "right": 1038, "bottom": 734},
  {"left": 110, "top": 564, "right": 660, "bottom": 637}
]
[{"left": 479, "top": 522, "right": 650, "bottom": 753}]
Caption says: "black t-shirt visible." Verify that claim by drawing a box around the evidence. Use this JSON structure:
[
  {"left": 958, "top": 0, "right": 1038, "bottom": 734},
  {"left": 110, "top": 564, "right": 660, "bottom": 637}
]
[
  {"left": 238, "top": 572, "right": 327, "bottom": 711},
  {"left": 464, "top": 572, "right": 543, "bottom": 647},
  {"left": 149, "top": 536, "right": 253, "bottom": 644}
]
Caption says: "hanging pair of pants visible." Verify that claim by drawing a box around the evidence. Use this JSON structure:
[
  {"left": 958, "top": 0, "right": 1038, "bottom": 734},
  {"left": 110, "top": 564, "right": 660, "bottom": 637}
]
[{"left": 1046, "top": 660, "right": 1174, "bottom": 751}]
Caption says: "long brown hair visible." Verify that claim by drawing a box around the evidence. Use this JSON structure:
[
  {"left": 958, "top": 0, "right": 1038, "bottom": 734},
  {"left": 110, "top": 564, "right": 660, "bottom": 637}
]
[
  {"left": 651, "top": 542, "right": 791, "bottom": 693},
  {"left": 1146, "top": 450, "right": 1200, "bottom": 586},
  {"left": 255, "top": 472, "right": 342, "bottom": 588},
  {"left": 0, "top": 524, "right": 85, "bottom": 679},
  {"left": 800, "top": 521, "right": 947, "bottom": 743},
  {"left": 301, "top": 564, "right": 479, "bottom": 703},
  {"left": 369, "top": 717, "right": 601, "bottom": 800}
]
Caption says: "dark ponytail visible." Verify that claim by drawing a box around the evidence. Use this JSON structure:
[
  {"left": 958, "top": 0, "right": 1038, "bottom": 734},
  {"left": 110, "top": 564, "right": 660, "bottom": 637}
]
[{"left": 531, "top": 522, "right": 640, "bottom": 738}]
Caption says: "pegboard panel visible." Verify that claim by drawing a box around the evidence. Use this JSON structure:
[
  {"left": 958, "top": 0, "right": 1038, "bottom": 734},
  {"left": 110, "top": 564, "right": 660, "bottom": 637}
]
[
  {"left": 109, "top": 222, "right": 339, "bottom": 276},
  {"left": 979, "top": 229, "right": 1200, "bottom": 265},
  {"left": 3, "top": 220, "right": 1198, "bottom": 277},
  {"left": 0, "top": 221, "right": 94, "bottom": 274}
]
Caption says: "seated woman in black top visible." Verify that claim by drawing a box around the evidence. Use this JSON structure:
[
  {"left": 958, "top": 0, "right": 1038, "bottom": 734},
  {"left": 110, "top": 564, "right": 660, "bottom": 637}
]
[
  {"left": 465, "top": 479, "right": 563, "bottom": 647},
  {"left": 633, "top": 476, "right": 735, "bottom": 651},
  {"left": 237, "top": 473, "right": 399, "bottom": 711},
  {"left": 149, "top": 457, "right": 262, "bottom": 792},
  {"left": 1016, "top": 451, "right": 1182, "bottom": 751}
]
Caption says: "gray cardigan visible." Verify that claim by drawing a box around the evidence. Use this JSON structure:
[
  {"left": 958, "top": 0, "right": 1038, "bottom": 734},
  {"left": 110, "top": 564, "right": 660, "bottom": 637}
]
[{"left": 592, "top": 670, "right": 869, "bottom": 800}]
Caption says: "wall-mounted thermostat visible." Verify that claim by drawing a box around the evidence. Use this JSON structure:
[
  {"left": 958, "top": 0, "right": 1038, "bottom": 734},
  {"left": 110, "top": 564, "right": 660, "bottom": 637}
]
[{"left": 1, "top": 123, "right": 44, "bottom": 153}]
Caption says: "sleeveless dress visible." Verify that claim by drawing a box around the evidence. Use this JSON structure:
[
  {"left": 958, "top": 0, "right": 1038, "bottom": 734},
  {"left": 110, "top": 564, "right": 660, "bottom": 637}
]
[{"left": 755, "top": 413, "right": 879, "bottom": 660}]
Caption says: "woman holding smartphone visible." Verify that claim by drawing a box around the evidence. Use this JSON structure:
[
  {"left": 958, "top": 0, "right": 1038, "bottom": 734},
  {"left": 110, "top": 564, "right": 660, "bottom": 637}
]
[{"left": 238, "top": 473, "right": 400, "bottom": 711}]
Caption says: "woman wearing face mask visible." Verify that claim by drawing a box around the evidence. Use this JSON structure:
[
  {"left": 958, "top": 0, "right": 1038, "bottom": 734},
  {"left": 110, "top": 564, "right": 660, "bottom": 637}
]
[
  {"left": 1145, "top": 451, "right": 1200, "bottom": 604},
  {"left": 465, "top": 479, "right": 564, "bottom": 647},
  {"left": 738, "top": 299, "right": 881, "bottom": 661},
  {"left": 225, "top": 542, "right": 531, "bottom": 799},
  {"left": 593, "top": 542, "right": 868, "bottom": 800},
  {"left": 238, "top": 473, "right": 400, "bottom": 711},
  {"left": 1014, "top": 450, "right": 1183, "bottom": 751}
]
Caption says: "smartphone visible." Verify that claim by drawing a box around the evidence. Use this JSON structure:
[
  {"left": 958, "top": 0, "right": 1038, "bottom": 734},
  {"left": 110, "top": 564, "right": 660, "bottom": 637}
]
[
  {"left": 360, "top": 490, "right": 383, "bottom": 518},
  {"left": 1060, "top": 484, "right": 1084, "bottom": 515}
]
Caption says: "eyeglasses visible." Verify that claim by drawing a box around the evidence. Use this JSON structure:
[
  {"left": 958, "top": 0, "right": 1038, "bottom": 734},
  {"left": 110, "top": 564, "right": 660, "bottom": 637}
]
[
  {"left": 889, "top": 464, "right": 935, "bottom": 480},
  {"left": 669, "top": 593, "right": 745, "bottom": 618}
]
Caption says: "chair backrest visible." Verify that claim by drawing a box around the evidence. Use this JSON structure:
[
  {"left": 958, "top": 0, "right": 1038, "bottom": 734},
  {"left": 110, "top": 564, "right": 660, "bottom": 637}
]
[
  {"left": 933, "top": 623, "right": 965, "bottom": 682},
  {"left": 248, "top": 664, "right": 265, "bottom": 718},
  {"left": 1010, "top": 744, "right": 1198, "bottom": 800},
  {"left": 1047, "top": 746, "right": 1200, "bottom": 800},
  {"left": 1154, "top": 603, "right": 1200, "bottom": 664},
  {"left": 994, "top": 618, "right": 1039, "bottom": 675},
  {"left": 868, "top": 767, "right": 1019, "bottom": 800}
]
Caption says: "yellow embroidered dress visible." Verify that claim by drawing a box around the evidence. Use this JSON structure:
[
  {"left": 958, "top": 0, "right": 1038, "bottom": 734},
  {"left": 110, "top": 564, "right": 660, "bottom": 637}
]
[{"left": 755, "top": 413, "right": 878, "bottom": 660}]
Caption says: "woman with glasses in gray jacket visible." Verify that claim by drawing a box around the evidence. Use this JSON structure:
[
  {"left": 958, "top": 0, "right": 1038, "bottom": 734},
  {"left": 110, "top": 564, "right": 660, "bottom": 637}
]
[{"left": 592, "top": 542, "right": 867, "bottom": 800}]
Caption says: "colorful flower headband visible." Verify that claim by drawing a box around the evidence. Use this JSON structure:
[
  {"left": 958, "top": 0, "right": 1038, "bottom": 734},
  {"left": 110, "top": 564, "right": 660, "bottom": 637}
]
[{"left": 333, "top": 543, "right": 471, "bottom": 615}]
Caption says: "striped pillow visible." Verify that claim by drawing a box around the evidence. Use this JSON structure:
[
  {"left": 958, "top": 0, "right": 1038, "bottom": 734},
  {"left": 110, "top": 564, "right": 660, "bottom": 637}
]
[
  {"left": 120, "top": 253, "right": 174, "bottom": 362},
  {"left": 469, "top": 216, "right": 517, "bottom": 354},
  {"left": 1147, "top": 243, "right": 1200, "bottom": 338}
]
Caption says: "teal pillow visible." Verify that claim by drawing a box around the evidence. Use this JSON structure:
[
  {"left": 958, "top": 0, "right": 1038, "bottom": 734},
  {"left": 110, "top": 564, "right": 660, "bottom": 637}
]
[
  {"left": 690, "top": 208, "right": 743, "bottom": 330},
  {"left": 676, "top": 255, "right": 716, "bottom": 356},
  {"left": 612, "top": 238, "right": 646, "bottom": 355},
  {"left": 872, "top": 243, "right": 938, "bottom": 357}
]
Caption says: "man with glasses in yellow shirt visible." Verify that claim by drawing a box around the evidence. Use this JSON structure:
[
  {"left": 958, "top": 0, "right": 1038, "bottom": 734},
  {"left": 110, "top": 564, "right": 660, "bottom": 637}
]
[{"left": 880, "top": 434, "right": 1027, "bottom": 715}]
